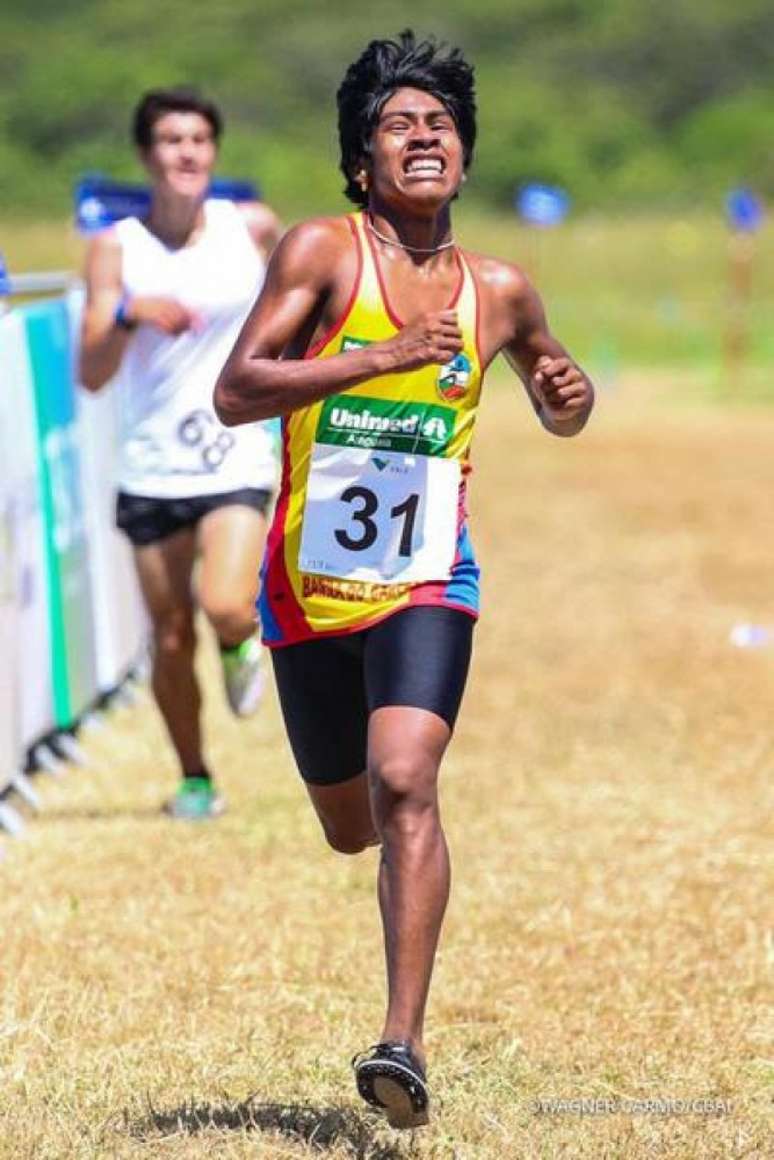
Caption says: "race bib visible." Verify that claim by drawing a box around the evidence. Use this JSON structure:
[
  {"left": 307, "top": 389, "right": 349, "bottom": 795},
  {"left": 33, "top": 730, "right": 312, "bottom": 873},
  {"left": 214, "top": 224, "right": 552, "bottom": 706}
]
[{"left": 299, "top": 444, "right": 460, "bottom": 584}]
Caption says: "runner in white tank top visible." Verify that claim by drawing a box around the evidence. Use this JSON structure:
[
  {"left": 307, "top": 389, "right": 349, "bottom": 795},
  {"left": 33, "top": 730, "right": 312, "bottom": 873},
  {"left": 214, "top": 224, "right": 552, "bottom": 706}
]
[
  {"left": 79, "top": 87, "right": 282, "bottom": 819},
  {"left": 114, "top": 198, "right": 276, "bottom": 499}
]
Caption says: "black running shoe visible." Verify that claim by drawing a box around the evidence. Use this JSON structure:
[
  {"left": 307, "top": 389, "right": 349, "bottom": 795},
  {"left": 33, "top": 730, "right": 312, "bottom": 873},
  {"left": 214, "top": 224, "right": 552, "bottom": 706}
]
[{"left": 352, "top": 1041, "right": 430, "bottom": 1129}]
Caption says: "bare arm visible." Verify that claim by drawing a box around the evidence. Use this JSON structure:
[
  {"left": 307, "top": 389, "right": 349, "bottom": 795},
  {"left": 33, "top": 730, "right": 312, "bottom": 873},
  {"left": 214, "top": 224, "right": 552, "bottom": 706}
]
[
  {"left": 79, "top": 230, "right": 196, "bottom": 392},
  {"left": 214, "top": 219, "right": 464, "bottom": 426},
  {"left": 78, "top": 231, "right": 131, "bottom": 391},
  {"left": 499, "top": 265, "right": 594, "bottom": 437}
]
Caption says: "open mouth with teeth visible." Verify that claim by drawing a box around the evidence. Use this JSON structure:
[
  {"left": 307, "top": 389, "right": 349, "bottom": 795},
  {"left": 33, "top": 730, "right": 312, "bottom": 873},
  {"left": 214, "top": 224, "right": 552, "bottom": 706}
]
[{"left": 403, "top": 156, "right": 446, "bottom": 178}]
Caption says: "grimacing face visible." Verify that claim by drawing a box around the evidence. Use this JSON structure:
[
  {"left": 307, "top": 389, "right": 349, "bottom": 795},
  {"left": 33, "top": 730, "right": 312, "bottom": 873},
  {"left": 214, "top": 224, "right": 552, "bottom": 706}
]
[
  {"left": 364, "top": 87, "right": 464, "bottom": 211},
  {"left": 141, "top": 111, "right": 217, "bottom": 200}
]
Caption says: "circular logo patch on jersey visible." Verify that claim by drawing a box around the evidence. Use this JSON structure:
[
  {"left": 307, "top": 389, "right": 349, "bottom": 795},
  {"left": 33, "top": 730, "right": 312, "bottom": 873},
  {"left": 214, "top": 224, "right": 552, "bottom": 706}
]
[{"left": 437, "top": 352, "right": 472, "bottom": 401}]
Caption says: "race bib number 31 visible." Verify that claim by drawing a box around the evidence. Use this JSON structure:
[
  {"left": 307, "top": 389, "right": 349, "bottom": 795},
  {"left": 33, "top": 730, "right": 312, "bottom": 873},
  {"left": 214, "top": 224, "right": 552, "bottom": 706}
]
[{"left": 299, "top": 444, "right": 460, "bottom": 585}]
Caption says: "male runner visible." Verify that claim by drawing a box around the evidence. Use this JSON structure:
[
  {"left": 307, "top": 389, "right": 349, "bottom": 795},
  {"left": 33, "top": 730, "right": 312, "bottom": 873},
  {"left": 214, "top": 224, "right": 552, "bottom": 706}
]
[
  {"left": 81, "top": 88, "right": 281, "bottom": 819},
  {"left": 215, "top": 32, "right": 594, "bottom": 1126}
]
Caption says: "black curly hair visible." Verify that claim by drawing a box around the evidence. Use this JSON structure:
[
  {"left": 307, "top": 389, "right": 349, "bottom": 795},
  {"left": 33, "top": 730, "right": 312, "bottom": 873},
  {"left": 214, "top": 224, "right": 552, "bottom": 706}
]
[{"left": 337, "top": 30, "right": 477, "bottom": 206}]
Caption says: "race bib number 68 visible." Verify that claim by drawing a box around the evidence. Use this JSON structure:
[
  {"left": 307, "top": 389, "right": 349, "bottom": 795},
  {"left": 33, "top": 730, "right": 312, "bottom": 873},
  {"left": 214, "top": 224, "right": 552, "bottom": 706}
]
[{"left": 299, "top": 445, "right": 460, "bottom": 585}]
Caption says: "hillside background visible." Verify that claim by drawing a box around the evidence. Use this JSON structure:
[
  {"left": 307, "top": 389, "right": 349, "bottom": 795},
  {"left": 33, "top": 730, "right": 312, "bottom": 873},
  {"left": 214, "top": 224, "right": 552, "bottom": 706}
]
[{"left": 2, "top": 0, "right": 774, "bottom": 219}]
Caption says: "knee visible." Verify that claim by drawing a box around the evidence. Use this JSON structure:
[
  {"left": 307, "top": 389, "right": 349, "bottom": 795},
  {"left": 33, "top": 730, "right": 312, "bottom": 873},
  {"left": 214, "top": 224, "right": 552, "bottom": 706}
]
[
  {"left": 370, "top": 756, "right": 438, "bottom": 835},
  {"left": 151, "top": 611, "right": 196, "bottom": 662},
  {"left": 202, "top": 594, "right": 256, "bottom": 643},
  {"left": 322, "top": 825, "right": 380, "bottom": 856},
  {"left": 371, "top": 754, "right": 436, "bottom": 802}
]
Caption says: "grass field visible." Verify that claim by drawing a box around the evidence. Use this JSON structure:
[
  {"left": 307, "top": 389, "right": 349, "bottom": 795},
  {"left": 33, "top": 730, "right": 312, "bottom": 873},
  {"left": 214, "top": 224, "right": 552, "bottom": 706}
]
[{"left": 1, "top": 366, "right": 772, "bottom": 1158}]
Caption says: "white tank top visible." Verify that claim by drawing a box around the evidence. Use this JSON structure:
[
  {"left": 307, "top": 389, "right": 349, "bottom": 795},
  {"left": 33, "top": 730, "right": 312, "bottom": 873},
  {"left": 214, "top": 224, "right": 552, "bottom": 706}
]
[{"left": 114, "top": 199, "right": 276, "bottom": 498}]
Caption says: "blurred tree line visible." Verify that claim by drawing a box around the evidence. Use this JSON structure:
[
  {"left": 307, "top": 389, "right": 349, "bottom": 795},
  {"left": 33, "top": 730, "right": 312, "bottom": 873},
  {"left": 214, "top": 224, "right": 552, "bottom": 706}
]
[{"left": 1, "top": 0, "right": 773, "bottom": 218}]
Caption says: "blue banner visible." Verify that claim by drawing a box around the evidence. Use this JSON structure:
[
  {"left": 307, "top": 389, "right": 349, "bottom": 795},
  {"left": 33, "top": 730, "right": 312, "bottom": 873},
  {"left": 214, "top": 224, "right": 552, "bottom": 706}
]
[{"left": 75, "top": 175, "right": 261, "bottom": 232}]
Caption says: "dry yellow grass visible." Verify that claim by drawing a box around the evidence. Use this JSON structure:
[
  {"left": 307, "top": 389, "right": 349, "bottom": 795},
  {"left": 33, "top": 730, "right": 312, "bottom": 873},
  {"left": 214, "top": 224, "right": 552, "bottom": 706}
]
[{"left": 1, "top": 371, "right": 772, "bottom": 1159}]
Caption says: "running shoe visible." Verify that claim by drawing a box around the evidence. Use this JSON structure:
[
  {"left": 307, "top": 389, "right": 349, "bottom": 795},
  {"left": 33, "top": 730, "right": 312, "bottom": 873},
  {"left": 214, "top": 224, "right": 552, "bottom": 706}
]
[
  {"left": 220, "top": 633, "right": 265, "bottom": 717},
  {"left": 164, "top": 777, "right": 225, "bottom": 821},
  {"left": 353, "top": 1041, "right": 430, "bottom": 1129}
]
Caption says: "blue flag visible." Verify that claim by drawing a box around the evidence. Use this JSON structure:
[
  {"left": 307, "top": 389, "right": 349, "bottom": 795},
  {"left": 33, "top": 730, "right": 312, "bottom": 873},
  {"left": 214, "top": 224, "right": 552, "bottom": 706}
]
[
  {"left": 515, "top": 183, "right": 570, "bottom": 227},
  {"left": 726, "top": 188, "right": 764, "bottom": 233}
]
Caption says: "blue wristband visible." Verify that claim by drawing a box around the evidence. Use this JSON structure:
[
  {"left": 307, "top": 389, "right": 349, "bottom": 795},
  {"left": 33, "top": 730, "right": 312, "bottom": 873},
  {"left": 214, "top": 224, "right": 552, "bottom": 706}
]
[{"left": 114, "top": 295, "right": 137, "bottom": 331}]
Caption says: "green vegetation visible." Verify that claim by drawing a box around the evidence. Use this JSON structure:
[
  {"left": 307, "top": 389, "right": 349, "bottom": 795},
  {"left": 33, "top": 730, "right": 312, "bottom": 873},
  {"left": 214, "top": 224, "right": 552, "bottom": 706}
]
[
  {"left": 4, "top": 1, "right": 773, "bottom": 382},
  {"left": 451, "top": 209, "right": 774, "bottom": 388},
  {"left": 1, "top": 0, "right": 774, "bottom": 219},
  {"left": 5, "top": 209, "right": 773, "bottom": 384}
]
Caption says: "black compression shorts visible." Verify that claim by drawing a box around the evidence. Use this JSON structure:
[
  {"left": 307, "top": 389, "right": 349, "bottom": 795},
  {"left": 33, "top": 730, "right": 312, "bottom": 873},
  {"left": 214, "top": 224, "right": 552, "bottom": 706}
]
[
  {"left": 270, "top": 605, "right": 475, "bottom": 785},
  {"left": 116, "top": 488, "right": 273, "bottom": 547}
]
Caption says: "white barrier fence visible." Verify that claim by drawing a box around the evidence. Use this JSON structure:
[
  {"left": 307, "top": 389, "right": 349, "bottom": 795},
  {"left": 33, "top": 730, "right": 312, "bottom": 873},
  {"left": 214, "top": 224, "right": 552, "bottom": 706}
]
[{"left": 0, "top": 287, "right": 146, "bottom": 831}]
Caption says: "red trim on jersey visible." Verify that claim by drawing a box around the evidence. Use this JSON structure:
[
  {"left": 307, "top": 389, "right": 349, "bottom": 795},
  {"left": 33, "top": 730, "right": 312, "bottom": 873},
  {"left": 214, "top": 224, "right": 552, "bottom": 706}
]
[
  {"left": 365, "top": 212, "right": 464, "bottom": 329},
  {"left": 447, "top": 251, "right": 465, "bottom": 310},
  {"left": 408, "top": 592, "right": 479, "bottom": 620},
  {"left": 266, "top": 601, "right": 405, "bottom": 647},
  {"left": 263, "top": 418, "right": 310, "bottom": 640},
  {"left": 463, "top": 250, "right": 486, "bottom": 382},
  {"left": 265, "top": 588, "right": 478, "bottom": 649},
  {"left": 304, "top": 216, "right": 363, "bottom": 360}
]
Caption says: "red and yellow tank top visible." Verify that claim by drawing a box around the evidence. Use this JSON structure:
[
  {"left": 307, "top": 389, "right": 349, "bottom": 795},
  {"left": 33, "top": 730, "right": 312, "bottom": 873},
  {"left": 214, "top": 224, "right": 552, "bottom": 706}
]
[{"left": 260, "top": 211, "right": 483, "bottom": 646}]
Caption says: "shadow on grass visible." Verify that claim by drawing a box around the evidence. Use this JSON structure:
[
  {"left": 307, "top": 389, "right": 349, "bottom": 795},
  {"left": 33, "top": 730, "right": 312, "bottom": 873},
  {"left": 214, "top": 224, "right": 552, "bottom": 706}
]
[{"left": 126, "top": 1097, "right": 413, "bottom": 1158}]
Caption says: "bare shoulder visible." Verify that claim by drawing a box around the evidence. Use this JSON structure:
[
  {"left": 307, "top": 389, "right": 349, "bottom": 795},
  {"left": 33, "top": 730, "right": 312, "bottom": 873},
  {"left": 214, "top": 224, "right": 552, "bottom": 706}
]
[
  {"left": 86, "top": 225, "right": 122, "bottom": 259},
  {"left": 237, "top": 200, "right": 281, "bottom": 248},
  {"left": 281, "top": 214, "right": 354, "bottom": 252},
  {"left": 268, "top": 215, "right": 356, "bottom": 278},
  {"left": 463, "top": 251, "right": 536, "bottom": 306},
  {"left": 238, "top": 200, "right": 279, "bottom": 229},
  {"left": 462, "top": 251, "right": 549, "bottom": 359},
  {"left": 84, "top": 226, "right": 123, "bottom": 286}
]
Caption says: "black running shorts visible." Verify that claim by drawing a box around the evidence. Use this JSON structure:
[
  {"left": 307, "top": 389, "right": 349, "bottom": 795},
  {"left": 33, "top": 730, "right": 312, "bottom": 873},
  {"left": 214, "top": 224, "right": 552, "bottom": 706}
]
[
  {"left": 116, "top": 488, "right": 273, "bottom": 547},
  {"left": 271, "top": 605, "right": 475, "bottom": 785}
]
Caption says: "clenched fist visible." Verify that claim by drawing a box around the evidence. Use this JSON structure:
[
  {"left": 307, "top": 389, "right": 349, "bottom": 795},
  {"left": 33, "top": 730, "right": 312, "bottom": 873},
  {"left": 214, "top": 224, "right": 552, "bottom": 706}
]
[
  {"left": 122, "top": 296, "right": 200, "bottom": 336},
  {"left": 532, "top": 355, "right": 592, "bottom": 424},
  {"left": 381, "top": 310, "right": 464, "bottom": 373}
]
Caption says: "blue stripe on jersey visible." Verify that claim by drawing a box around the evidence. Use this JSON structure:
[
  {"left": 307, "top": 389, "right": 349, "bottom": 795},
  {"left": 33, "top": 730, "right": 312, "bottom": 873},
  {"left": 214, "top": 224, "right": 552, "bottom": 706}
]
[
  {"left": 258, "top": 557, "right": 283, "bottom": 644},
  {"left": 443, "top": 523, "right": 480, "bottom": 613}
]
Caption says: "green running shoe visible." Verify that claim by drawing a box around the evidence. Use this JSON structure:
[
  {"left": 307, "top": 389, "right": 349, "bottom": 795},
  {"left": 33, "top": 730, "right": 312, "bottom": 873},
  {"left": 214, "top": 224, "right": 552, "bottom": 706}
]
[
  {"left": 220, "top": 633, "right": 266, "bottom": 717},
  {"left": 164, "top": 777, "right": 225, "bottom": 821}
]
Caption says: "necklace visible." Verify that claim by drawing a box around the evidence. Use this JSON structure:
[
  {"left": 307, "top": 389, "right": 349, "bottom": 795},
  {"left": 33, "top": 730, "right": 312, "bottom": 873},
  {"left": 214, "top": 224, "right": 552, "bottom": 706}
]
[{"left": 366, "top": 216, "right": 455, "bottom": 255}]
